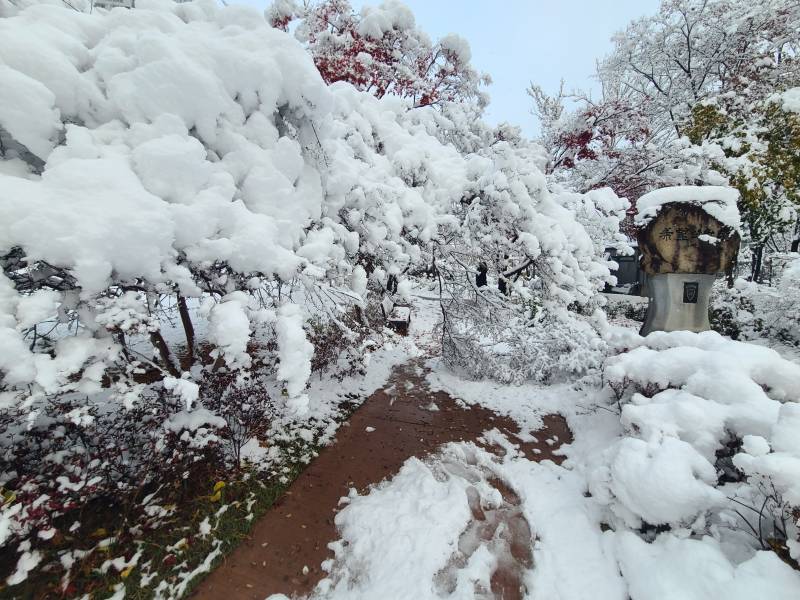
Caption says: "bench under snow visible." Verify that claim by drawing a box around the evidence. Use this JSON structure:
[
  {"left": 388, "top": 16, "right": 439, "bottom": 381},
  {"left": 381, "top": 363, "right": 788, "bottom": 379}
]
[{"left": 382, "top": 297, "right": 411, "bottom": 334}]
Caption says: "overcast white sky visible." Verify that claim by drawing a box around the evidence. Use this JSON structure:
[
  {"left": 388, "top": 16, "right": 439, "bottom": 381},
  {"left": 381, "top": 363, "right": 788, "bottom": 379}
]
[{"left": 236, "top": 0, "right": 661, "bottom": 137}]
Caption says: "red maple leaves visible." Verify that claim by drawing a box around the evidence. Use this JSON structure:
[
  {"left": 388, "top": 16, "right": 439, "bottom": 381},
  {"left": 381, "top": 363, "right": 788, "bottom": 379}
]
[{"left": 272, "top": 0, "right": 487, "bottom": 108}]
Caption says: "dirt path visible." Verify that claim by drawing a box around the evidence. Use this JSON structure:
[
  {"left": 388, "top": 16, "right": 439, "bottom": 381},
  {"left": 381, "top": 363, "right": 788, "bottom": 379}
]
[{"left": 192, "top": 360, "right": 571, "bottom": 600}]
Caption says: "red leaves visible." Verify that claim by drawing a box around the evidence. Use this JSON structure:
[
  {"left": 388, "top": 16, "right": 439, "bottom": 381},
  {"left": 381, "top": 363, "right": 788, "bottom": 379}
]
[
  {"left": 162, "top": 553, "right": 177, "bottom": 567},
  {"left": 287, "top": 0, "right": 484, "bottom": 107},
  {"left": 269, "top": 15, "right": 292, "bottom": 31}
]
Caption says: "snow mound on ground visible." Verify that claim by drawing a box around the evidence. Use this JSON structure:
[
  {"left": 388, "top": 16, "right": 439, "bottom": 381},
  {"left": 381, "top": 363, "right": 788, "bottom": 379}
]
[
  {"left": 634, "top": 185, "right": 741, "bottom": 232},
  {"left": 616, "top": 531, "right": 800, "bottom": 600},
  {"left": 311, "top": 442, "right": 525, "bottom": 599},
  {"left": 592, "top": 329, "right": 800, "bottom": 582},
  {"left": 592, "top": 436, "right": 726, "bottom": 527}
]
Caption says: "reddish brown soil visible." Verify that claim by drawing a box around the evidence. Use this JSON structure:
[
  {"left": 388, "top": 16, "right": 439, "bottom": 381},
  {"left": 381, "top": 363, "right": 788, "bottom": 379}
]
[{"left": 192, "top": 361, "right": 571, "bottom": 600}]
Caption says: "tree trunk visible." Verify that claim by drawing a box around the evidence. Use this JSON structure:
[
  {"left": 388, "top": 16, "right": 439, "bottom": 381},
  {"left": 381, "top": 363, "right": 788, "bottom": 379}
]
[
  {"left": 750, "top": 244, "right": 764, "bottom": 282},
  {"left": 177, "top": 294, "right": 195, "bottom": 365},
  {"left": 116, "top": 331, "right": 131, "bottom": 362},
  {"left": 498, "top": 277, "right": 508, "bottom": 296},
  {"left": 150, "top": 330, "right": 180, "bottom": 377}
]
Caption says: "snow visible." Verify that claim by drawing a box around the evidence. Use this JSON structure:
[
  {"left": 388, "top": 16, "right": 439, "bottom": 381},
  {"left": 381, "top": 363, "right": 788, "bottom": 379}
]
[
  {"left": 388, "top": 306, "right": 410, "bottom": 321},
  {"left": 311, "top": 444, "right": 493, "bottom": 599},
  {"left": 155, "top": 539, "right": 224, "bottom": 600},
  {"left": 590, "top": 436, "right": 725, "bottom": 527},
  {"left": 350, "top": 265, "right": 368, "bottom": 299},
  {"left": 162, "top": 376, "right": 200, "bottom": 411},
  {"left": 0, "top": 65, "right": 60, "bottom": 159},
  {"left": 426, "top": 360, "right": 566, "bottom": 433},
  {"left": 14, "top": 290, "right": 60, "bottom": 330},
  {"left": 307, "top": 436, "right": 621, "bottom": 600},
  {"left": 773, "top": 87, "right": 800, "bottom": 113},
  {"left": 276, "top": 303, "right": 313, "bottom": 414},
  {"left": 734, "top": 401, "right": 800, "bottom": 506},
  {"left": 358, "top": 1, "right": 415, "bottom": 40},
  {"left": 239, "top": 437, "right": 270, "bottom": 465},
  {"left": 439, "top": 33, "right": 472, "bottom": 64},
  {"left": 616, "top": 532, "right": 800, "bottom": 600},
  {"left": 265, "top": 0, "right": 297, "bottom": 25},
  {"left": 2, "top": 157, "right": 179, "bottom": 295},
  {"left": 0, "top": 3, "right": 339, "bottom": 305},
  {"left": 164, "top": 408, "right": 226, "bottom": 433},
  {"left": 205, "top": 294, "right": 254, "bottom": 371},
  {"left": 634, "top": 185, "right": 742, "bottom": 233},
  {"left": 698, "top": 233, "right": 719, "bottom": 244},
  {"left": 396, "top": 279, "right": 412, "bottom": 302},
  {"left": 499, "top": 461, "right": 627, "bottom": 600},
  {"left": 6, "top": 550, "right": 42, "bottom": 586}
]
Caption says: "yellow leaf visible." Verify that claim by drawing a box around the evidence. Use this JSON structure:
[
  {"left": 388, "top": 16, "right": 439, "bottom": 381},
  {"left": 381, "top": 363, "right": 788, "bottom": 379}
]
[
  {"left": 209, "top": 490, "right": 222, "bottom": 503},
  {"left": 91, "top": 528, "right": 107, "bottom": 538},
  {"left": 213, "top": 481, "right": 226, "bottom": 493},
  {"left": 120, "top": 566, "right": 133, "bottom": 579}
]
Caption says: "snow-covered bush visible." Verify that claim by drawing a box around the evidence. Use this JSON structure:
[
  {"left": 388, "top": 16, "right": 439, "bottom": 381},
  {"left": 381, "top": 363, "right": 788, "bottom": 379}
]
[
  {"left": 709, "top": 279, "right": 767, "bottom": 341},
  {"left": 0, "top": 387, "right": 226, "bottom": 548},
  {"left": 711, "top": 255, "right": 800, "bottom": 344},
  {"left": 307, "top": 309, "right": 378, "bottom": 380},
  {"left": 440, "top": 291, "right": 607, "bottom": 385},
  {"left": 431, "top": 141, "right": 624, "bottom": 383},
  {"left": 0, "top": 0, "right": 432, "bottom": 583},
  {"left": 594, "top": 330, "right": 800, "bottom": 568},
  {"left": 604, "top": 297, "right": 648, "bottom": 323},
  {"left": 200, "top": 371, "right": 278, "bottom": 470}
]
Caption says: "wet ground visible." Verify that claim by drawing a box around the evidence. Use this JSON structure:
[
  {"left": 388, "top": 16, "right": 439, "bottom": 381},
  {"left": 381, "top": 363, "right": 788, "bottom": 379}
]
[{"left": 192, "top": 356, "right": 571, "bottom": 600}]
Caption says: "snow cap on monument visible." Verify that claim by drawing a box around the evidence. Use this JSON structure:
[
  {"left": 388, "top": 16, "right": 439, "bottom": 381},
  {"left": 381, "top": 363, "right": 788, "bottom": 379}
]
[{"left": 636, "top": 185, "right": 741, "bottom": 277}]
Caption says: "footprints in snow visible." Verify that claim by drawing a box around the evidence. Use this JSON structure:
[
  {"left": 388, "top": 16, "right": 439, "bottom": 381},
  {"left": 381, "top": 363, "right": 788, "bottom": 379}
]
[{"left": 432, "top": 448, "right": 533, "bottom": 600}]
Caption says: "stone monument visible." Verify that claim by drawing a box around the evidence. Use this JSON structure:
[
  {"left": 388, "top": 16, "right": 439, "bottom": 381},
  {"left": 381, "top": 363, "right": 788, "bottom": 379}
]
[{"left": 635, "top": 186, "right": 741, "bottom": 335}]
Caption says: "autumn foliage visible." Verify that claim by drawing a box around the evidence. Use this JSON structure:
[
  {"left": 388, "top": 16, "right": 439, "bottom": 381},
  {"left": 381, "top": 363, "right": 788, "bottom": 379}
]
[{"left": 269, "top": 0, "right": 489, "bottom": 108}]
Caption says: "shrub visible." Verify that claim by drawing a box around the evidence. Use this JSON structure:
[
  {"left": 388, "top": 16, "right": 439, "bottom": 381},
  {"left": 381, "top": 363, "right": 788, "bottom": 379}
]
[{"left": 595, "top": 331, "right": 800, "bottom": 568}]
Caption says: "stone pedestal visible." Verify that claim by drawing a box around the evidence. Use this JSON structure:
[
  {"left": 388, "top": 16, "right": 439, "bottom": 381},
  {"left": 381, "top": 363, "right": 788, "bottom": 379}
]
[
  {"left": 636, "top": 196, "right": 740, "bottom": 336},
  {"left": 640, "top": 273, "right": 715, "bottom": 335}
]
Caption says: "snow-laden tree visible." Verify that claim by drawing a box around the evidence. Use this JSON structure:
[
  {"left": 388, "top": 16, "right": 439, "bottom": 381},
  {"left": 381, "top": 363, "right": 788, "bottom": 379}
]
[
  {"left": 600, "top": 0, "right": 800, "bottom": 143},
  {"left": 267, "top": 0, "right": 491, "bottom": 108},
  {"left": 0, "top": 2, "right": 619, "bottom": 580},
  {"left": 530, "top": 0, "right": 800, "bottom": 269},
  {"left": 684, "top": 89, "right": 800, "bottom": 278},
  {"left": 402, "top": 106, "right": 627, "bottom": 383},
  {"left": 528, "top": 81, "right": 661, "bottom": 203}
]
